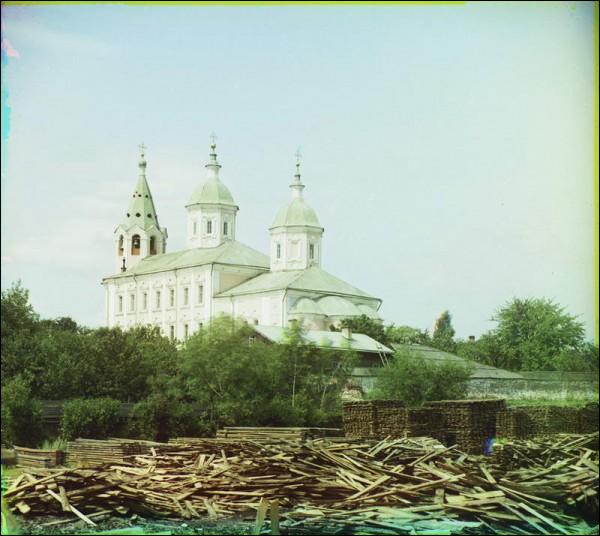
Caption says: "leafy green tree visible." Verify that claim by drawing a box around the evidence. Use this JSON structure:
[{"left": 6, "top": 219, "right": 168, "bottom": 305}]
[
  {"left": 1, "top": 376, "right": 43, "bottom": 447},
  {"left": 553, "top": 342, "right": 599, "bottom": 374},
  {"left": 431, "top": 310, "right": 457, "bottom": 353},
  {"left": 333, "top": 315, "right": 388, "bottom": 345},
  {"left": 491, "top": 298, "right": 586, "bottom": 370},
  {"left": 385, "top": 324, "right": 431, "bottom": 345},
  {"left": 371, "top": 347, "right": 473, "bottom": 405},
  {"left": 60, "top": 398, "right": 122, "bottom": 440}
]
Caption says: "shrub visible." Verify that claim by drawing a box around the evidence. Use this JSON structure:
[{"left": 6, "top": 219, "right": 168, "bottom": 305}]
[
  {"left": 371, "top": 348, "right": 473, "bottom": 406},
  {"left": 1, "top": 376, "right": 43, "bottom": 447},
  {"left": 128, "top": 395, "right": 213, "bottom": 442},
  {"left": 60, "top": 398, "right": 122, "bottom": 440}
]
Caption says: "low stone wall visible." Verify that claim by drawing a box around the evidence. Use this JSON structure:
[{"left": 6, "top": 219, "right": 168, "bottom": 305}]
[{"left": 466, "top": 376, "right": 598, "bottom": 401}]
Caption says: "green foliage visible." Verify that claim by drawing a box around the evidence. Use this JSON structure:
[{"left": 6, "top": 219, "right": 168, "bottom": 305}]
[
  {"left": 0, "top": 376, "right": 43, "bottom": 447},
  {"left": 455, "top": 298, "right": 594, "bottom": 372},
  {"left": 431, "top": 310, "right": 457, "bottom": 353},
  {"left": 334, "top": 315, "right": 388, "bottom": 345},
  {"left": 128, "top": 395, "right": 213, "bottom": 442},
  {"left": 385, "top": 324, "right": 430, "bottom": 345},
  {"left": 371, "top": 347, "right": 473, "bottom": 406},
  {"left": 179, "top": 316, "right": 356, "bottom": 429},
  {"left": 60, "top": 398, "right": 122, "bottom": 440},
  {"left": 39, "top": 438, "right": 67, "bottom": 451}
]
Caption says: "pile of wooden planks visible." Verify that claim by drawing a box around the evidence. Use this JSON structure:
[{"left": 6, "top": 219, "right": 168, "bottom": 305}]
[
  {"left": 343, "top": 400, "right": 407, "bottom": 439},
  {"left": 577, "top": 403, "right": 599, "bottom": 434},
  {"left": 404, "top": 408, "right": 445, "bottom": 442},
  {"left": 424, "top": 399, "right": 506, "bottom": 454},
  {"left": 14, "top": 447, "right": 64, "bottom": 469},
  {"left": 496, "top": 408, "right": 530, "bottom": 439},
  {"left": 5, "top": 433, "right": 598, "bottom": 534},
  {"left": 214, "top": 427, "right": 341, "bottom": 441},
  {"left": 64, "top": 438, "right": 168, "bottom": 467}
]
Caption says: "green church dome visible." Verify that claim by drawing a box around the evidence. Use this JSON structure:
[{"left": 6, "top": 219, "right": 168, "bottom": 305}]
[
  {"left": 271, "top": 197, "right": 321, "bottom": 229},
  {"left": 187, "top": 178, "right": 237, "bottom": 207}
]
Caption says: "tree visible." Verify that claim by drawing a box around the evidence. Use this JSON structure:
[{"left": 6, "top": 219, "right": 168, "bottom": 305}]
[
  {"left": 385, "top": 324, "right": 431, "bottom": 345},
  {"left": 371, "top": 347, "right": 473, "bottom": 406},
  {"left": 491, "top": 298, "right": 586, "bottom": 370},
  {"left": 431, "top": 310, "right": 457, "bottom": 353},
  {"left": 333, "top": 315, "right": 388, "bottom": 345},
  {"left": 1, "top": 376, "right": 43, "bottom": 447}
]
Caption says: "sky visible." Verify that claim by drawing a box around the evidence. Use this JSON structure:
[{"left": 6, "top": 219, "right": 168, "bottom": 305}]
[{"left": 0, "top": 1, "right": 597, "bottom": 340}]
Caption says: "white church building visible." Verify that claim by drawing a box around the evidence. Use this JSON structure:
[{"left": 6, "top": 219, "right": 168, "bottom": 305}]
[{"left": 102, "top": 142, "right": 384, "bottom": 340}]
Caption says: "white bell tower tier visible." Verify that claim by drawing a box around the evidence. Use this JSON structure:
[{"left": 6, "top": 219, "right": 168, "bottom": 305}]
[
  {"left": 185, "top": 138, "right": 239, "bottom": 249},
  {"left": 113, "top": 144, "right": 167, "bottom": 273},
  {"left": 269, "top": 153, "right": 324, "bottom": 272}
]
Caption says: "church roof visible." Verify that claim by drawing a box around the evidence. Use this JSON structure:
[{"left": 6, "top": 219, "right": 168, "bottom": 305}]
[
  {"left": 270, "top": 157, "right": 322, "bottom": 230},
  {"left": 253, "top": 325, "right": 393, "bottom": 354},
  {"left": 103, "top": 240, "right": 269, "bottom": 280},
  {"left": 216, "top": 265, "right": 379, "bottom": 302},
  {"left": 186, "top": 142, "right": 238, "bottom": 208},
  {"left": 121, "top": 147, "right": 162, "bottom": 232},
  {"left": 271, "top": 197, "right": 321, "bottom": 229}
]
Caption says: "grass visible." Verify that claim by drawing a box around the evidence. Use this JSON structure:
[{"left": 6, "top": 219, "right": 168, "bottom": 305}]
[{"left": 39, "top": 438, "right": 67, "bottom": 451}]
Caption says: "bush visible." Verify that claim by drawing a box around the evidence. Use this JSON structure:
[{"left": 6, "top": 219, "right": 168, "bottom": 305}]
[
  {"left": 128, "top": 395, "right": 213, "bottom": 442},
  {"left": 60, "top": 398, "right": 122, "bottom": 440},
  {"left": 371, "top": 348, "right": 473, "bottom": 406},
  {"left": 1, "top": 376, "right": 43, "bottom": 447}
]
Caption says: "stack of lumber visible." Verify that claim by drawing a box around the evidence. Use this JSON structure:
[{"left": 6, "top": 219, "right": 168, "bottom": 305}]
[
  {"left": 214, "top": 427, "right": 341, "bottom": 441},
  {"left": 5, "top": 433, "right": 598, "bottom": 534},
  {"left": 496, "top": 408, "right": 529, "bottom": 439},
  {"left": 578, "top": 402, "right": 599, "bottom": 434},
  {"left": 425, "top": 399, "right": 506, "bottom": 454},
  {"left": 14, "top": 447, "right": 64, "bottom": 469},
  {"left": 64, "top": 438, "right": 168, "bottom": 466},
  {"left": 404, "top": 408, "right": 445, "bottom": 441},
  {"left": 342, "top": 401, "right": 378, "bottom": 438},
  {"left": 342, "top": 400, "right": 405, "bottom": 439}
]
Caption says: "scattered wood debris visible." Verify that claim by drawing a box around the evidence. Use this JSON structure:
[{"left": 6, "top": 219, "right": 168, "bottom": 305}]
[{"left": 4, "top": 433, "right": 598, "bottom": 534}]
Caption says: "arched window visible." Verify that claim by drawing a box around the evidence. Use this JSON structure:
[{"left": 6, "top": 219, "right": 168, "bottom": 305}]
[
  {"left": 149, "top": 236, "right": 157, "bottom": 255},
  {"left": 131, "top": 235, "right": 141, "bottom": 255},
  {"left": 118, "top": 235, "right": 124, "bottom": 256},
  {"left": 276, "top": 243, "right": 281, "bottom": 259},
  {"left": 223, "top": 221, "right": 228, "bottom": 236}
]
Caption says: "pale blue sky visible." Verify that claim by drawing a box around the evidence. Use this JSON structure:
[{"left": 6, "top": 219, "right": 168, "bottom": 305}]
[{"left": 1, "top": 2, "right": 596, "bottom": 339}]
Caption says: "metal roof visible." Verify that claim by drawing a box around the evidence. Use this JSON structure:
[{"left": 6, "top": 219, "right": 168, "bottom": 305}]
[{"left": 254, "top": 325, "right": 394, "bottom": 354}]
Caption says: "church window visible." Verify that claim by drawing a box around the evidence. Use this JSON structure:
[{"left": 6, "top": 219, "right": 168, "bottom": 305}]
[
  {"left": 184, "top": 287, "right": 189, "bottom": 305},
  {"left": 132, "top": 235, "right": 141, "bottom": 255},
  {"left": 223, "top": 221, "right": 228, "bottom": 235},
  {"left": 207, "top": 220, "right": 213, "bottom": 234},
  {"left": 309, "top": 243, "right": 315, "bottom": 260},
  {"left": 143, "top": 292, "right": 148, "bottom": 310},
  {"left": 198, "top": 284, "right": 204, "bottom": 304},
  {"left": 184, "top": 324, "right": 189, "bottom": 339},
  {"left": 155, "top": 290, "right": 161, "bottom": 309},
  {"left": 130, "top": 294, "right": 135, "bottom": 311},
  {"left": 170, "top": 325, "right": 175, "bottom": 340},
  {"left": 147, "top": 213, "right": 152, "bottom": 218},
  {"left": 135, "top": 212, "right": 141, "bottom": 217},
  {"left": 276, "top": 243, "right": 281, "bottom": 259},
  {"left": 150, "top": 236, "right": 157, "bottom": 255},
  {"left": 193, "top": 221, "right": 197, "bottom": 235},
  {"left": 169, "top": 288, "right": 175, "bottom": 307},
  {"left": 248, "top": 335, "right": 256, "bottom": 345},
  {"left": 118, "top": 235, "right": 124, "bottom": 256},
  {"left": 118, "top": 295, "right": 123, "bottom": 313}
]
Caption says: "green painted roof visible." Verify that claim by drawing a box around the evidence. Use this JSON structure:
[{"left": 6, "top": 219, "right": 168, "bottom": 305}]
[
  {"left": 216, "top": 265, "right": 378, "bottom": 302},
  {"left": 271, "top": 197, "right": 321, "bottom": 229},
  {"left": 391, "top": 344, "right": 524, "bottom": 380},
  {"left": 104, "top": 240, "right": 269, "bottom": 279},
  {"left": 289, "top": 297, "right": 324, "bottom": 316},
  {"left": 122, "top": 173, "right": 162, "bottom": 231},
  {"left": 254, "top": 325, "right": 393, "bottom": 354},
  {"left": 317, "top": 296, "right": 363, "bottom": 317},
  {"left": 357, "top": 304, "right": 380, "bottom": 319},
  {"left": 186, "top": 150, "right": 237, "bottom": 208},
  {"left": 187, "top": 176, "right": 237, "bottom": 207}
]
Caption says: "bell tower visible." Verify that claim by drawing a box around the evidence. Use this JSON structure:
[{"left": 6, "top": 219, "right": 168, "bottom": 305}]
[{"left": 113, "top": 144, "right": 168, "bottom": 273}]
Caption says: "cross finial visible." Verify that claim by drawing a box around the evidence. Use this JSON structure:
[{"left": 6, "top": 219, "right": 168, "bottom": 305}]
[
  {"left": 138, "top": 142, "right": 146, "bottom": 156},
  {"left": 210, "top": 132, "right": 217, "bottom": 151},
  {"left": 295, "top": 147, "right": 302, "bottom": 175}
]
